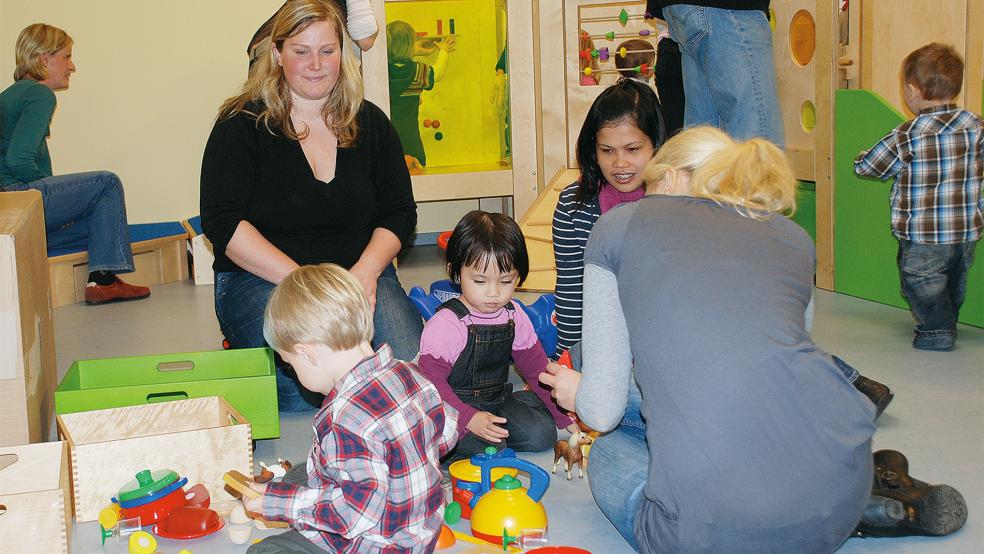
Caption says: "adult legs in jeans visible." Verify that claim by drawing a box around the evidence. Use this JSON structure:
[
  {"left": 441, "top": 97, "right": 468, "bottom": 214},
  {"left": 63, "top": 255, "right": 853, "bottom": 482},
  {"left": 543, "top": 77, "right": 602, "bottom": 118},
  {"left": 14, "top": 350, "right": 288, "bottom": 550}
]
[
  {"left": 6, "top": 171, "right": 134, "bottom": 272},
  {"left": 214, "top": 271, "right": 322, "bottom": 413},
  {"left": 587, "top": 427, "right": 647, "bottom": 551},
  {"left": 372, "top": 264, "right": 424, "bottom": 361},
  {"left": 215, "top": 264, "right": 422, "bottom": 412},
  {"left": 662, "top": 5, "right": 784, "bottom": 147},
  {"left": 897, "top": 239, "right": 977, "bottom": 350}
]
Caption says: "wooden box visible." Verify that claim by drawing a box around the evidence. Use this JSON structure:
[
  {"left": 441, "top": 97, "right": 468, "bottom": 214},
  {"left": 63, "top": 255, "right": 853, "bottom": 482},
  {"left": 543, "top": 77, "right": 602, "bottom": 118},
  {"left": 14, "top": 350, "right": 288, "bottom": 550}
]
[
  {"left": 56, "top": 396, "right": 253, "bottom": 522},
  {"left": 0, "top": 191, "right": 57, "bottom": 446},
  {"left": 0, "top": 441, "right": 72, "bottom": 553}
]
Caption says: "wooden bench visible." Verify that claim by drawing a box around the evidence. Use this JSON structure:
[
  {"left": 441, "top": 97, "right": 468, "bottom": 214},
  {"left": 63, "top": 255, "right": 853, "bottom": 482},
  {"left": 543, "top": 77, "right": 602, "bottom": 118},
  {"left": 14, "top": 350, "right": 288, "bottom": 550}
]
[{"left": 47, "top": 221, "right": 190, "bottom": 308}]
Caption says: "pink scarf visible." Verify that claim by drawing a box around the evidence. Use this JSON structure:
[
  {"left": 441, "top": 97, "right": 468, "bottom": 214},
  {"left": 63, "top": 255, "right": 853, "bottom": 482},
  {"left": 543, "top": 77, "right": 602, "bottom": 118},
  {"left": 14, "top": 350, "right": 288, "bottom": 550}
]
[{"left": 598, "top": 183, "right": 645, "bottom": 214}]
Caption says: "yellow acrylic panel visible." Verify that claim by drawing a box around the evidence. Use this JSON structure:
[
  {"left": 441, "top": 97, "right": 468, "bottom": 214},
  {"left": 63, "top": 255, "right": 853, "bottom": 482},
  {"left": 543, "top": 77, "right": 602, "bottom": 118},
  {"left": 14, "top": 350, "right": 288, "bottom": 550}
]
[{"left": 385, "top": 0, "right": 510, "bottom": 173}]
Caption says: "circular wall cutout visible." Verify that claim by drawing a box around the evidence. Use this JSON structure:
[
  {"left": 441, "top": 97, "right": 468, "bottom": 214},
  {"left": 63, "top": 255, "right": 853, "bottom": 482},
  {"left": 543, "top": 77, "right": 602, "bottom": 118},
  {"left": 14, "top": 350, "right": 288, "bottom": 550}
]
[
  {"left": 800, "top": 100, "right": 816, "bottom": 133},
  {"left": 788, "top": 10, "right": 816, "bottom": 66},
  {"left": 769, "top": 8, "right": 776, "bottom": 32}
]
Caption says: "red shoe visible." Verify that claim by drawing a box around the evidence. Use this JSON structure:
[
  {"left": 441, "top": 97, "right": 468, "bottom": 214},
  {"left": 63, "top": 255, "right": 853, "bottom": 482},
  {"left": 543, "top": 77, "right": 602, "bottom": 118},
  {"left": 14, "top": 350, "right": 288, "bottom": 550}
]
[{"left": 84, "top": 277, "right": 151, "bottom": 305}]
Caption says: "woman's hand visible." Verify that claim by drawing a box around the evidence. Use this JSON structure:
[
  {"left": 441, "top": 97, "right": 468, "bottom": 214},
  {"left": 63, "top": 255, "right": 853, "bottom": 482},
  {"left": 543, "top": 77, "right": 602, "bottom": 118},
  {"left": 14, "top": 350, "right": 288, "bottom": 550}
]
[
  {"left": 242, "top": 481, "right": 268, "bottom": 514},
  {"left": 539, "top": 362, "right": 581, "bottom": 412},
  {"left": 348, "top": 261, "right": 380, "bottom": 311},
  {"left": 467, "top": 411, "right": 509, "bottom": 443}
]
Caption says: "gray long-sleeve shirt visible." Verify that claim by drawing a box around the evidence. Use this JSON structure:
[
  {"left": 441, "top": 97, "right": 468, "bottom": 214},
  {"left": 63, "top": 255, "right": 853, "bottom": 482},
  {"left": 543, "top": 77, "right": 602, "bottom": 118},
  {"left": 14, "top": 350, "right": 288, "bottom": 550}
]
[{"left": 577, "top": 195, "right": 874, "bottom": 553}]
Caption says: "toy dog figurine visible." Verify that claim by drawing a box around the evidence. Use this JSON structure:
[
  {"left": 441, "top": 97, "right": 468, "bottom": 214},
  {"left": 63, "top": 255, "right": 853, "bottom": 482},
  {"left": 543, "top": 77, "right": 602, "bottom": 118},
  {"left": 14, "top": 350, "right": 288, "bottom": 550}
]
[{"left": 552, "top": 431, "right": 592, "bottom": 480}]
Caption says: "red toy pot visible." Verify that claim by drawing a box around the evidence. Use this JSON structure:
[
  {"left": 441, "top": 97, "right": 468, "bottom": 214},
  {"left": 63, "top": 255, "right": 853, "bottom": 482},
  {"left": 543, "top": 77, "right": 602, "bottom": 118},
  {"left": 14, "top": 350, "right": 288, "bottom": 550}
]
[{"left": 119, "top": 486, "right": 187, "bottom": 526}]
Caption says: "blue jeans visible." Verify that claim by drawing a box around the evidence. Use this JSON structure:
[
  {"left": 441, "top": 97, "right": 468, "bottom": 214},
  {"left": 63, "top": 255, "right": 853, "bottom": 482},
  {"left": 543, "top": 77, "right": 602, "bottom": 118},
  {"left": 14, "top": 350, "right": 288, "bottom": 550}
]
[
  {"left": 3, "top": 171, "right": 134, "bottom": 272},
  {"left": 897, "top": 239, "right": 977, "bottom": 351},
  {"left": 587, "top": 426, "right": 648, "bottom": 551},
  {"left": 662, "top": 5, "right": 785, "bottom": 147},
  {"left": 214, "top": 264, "right": 424, "bottom": 412}
]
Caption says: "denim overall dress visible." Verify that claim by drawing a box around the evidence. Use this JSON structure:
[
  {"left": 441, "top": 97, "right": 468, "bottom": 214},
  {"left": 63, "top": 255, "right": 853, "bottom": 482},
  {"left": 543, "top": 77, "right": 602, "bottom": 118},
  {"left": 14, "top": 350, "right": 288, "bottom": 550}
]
[{"left": 439, "top": 298, "right": 557, "bottom": 462}]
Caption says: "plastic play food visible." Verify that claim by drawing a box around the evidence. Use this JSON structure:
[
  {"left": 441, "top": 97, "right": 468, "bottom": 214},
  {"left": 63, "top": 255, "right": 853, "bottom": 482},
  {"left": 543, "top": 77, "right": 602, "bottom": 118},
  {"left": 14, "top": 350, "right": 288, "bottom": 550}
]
[
  {"left": 154, "top": 506, "right": 224, "bottom": 539},
  {"left": 229, "top": 503, "right": 251, "bottom": 524},
  {"left": 435, "top": 524, "right": 456, "bottom": 549},
  {"left": 470, "top": 457, "right": 550, "bottom": 545},
  {"left": 128, "top": 530, "right": 157, "bottom": 554},
  {"left": 448, "top": 447, "right": 518, "bottom": 519},
  {"left": 227, "top": 523, "right": 252, "bottom": 544}
]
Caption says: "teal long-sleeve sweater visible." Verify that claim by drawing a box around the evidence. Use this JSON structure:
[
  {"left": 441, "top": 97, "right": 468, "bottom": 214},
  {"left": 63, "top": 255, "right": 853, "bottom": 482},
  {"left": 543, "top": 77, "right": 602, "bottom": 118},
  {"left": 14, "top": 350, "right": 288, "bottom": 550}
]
[{"left": 0, "top": 79, "right": 55, "bottom": 186}]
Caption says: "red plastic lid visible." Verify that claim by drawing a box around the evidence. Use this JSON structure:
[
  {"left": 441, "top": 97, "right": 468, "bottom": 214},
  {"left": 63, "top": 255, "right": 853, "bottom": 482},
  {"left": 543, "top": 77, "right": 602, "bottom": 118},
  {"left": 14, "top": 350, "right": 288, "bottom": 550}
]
[
  {"left": 153, "top": 507, "right": 224, "bottom": 540},
  {"left": 437, "top": 231, "right": 452, "bottom": 251}
]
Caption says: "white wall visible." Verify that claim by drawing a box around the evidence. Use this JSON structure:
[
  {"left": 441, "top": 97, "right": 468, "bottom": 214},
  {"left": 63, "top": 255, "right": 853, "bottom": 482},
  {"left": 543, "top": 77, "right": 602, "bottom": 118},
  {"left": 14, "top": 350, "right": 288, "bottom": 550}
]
[
  {"left": 0, "top": 0, "right": 477, "bottom": 232},
  {"left": 0, "top": 1, "right": 284, "bottom": 223}
]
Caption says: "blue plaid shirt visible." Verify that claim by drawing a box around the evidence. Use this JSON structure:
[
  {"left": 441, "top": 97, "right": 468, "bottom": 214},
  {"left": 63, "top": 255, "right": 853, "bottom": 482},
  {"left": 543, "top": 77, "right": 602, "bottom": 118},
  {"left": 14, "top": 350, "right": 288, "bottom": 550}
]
[{"left": 854, "top": 104, "right": 983, "bottom": 244}]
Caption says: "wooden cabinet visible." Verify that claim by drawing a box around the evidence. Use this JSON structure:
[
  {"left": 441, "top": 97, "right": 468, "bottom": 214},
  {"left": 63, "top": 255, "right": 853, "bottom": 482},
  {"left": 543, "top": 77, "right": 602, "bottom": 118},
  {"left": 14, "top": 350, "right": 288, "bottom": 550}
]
[{"left": 0, "top": 191, "right": 56, "bottom": 446}]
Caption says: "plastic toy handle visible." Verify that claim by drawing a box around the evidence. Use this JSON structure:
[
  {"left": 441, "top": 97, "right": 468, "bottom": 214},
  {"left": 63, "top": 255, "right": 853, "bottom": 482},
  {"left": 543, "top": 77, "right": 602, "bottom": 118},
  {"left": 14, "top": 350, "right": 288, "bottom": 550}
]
[{"left": 477, "top": 458, "right": 550, "bottom": 503}]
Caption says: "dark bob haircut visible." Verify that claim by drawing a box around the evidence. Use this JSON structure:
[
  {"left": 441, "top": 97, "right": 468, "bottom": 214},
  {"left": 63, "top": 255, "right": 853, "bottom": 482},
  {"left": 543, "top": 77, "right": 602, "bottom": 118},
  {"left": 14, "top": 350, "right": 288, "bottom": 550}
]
[
  {"left": 446, "top": 210, "right": 530, "bottom": 286},
  {"left": 574, "top": 78, "right": 666, "bottom": 203}
]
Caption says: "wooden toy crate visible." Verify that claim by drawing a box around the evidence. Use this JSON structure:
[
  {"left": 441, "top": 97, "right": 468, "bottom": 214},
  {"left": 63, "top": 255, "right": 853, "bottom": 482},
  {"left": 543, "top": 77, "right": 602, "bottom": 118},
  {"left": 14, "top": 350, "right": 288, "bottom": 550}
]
[
  {"left": 55, "top": 347, "right": 279, "bottom": 439},
  {"left": 0, "top": 441, "right": 72, "bottom": 553},
  {"left": 57, "top": 396, "right": 253, "bottom": 523},
  {"left": 0, "top": 191, "right": 57, "bottom": 447}
]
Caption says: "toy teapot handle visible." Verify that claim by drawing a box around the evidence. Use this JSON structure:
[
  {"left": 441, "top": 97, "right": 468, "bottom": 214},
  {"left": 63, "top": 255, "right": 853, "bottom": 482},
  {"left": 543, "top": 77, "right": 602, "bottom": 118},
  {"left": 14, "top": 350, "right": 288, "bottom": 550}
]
[{"left": 477, "top": 458, "right": 550, "bottom": 503}]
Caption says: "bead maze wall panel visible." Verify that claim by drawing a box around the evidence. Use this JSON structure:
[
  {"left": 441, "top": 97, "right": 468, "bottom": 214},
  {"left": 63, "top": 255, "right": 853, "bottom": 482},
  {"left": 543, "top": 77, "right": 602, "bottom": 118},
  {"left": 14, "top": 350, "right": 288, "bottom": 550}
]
[
  {"left": 563, "top": 0, "right": 660, "bottom": 167},
  {"left": 384, "top": 0, "right": 510, "bottom": 172},
  {"left": 771, "top": 0, "right": 818, "bottom": 181}
]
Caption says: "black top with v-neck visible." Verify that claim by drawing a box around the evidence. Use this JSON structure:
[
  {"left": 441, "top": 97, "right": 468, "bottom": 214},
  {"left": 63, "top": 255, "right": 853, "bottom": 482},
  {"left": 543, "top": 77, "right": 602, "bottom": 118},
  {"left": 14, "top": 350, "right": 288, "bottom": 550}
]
[{"left": 200, "top": 100, "right": 417, "bottom": 273}]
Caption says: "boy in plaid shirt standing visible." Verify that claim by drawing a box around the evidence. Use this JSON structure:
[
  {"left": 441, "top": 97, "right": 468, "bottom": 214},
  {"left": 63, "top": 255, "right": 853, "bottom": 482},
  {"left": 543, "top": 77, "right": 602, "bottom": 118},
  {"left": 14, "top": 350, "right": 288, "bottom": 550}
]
[
  {"left": 244, "top": 264, "right": 458, "bottom": 553},
  {"left": 855, "top": 43, "right": 983, "bottom": 351}
]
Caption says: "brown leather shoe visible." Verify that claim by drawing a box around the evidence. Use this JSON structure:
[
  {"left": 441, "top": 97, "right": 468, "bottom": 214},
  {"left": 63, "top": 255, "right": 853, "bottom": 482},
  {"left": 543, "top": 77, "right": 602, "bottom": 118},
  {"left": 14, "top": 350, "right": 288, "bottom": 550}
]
[
  {"left": 84, "top": 277, "right": 151, "bottom": 305},
  {"left": 858, "top": 484, "right": 968, "bottom": 537},
  {"left": 873, "top": 449, "right": 927, "bottom": 490},
  {"left": 853, "top": 375, "right": 893, "bottom": 420}
]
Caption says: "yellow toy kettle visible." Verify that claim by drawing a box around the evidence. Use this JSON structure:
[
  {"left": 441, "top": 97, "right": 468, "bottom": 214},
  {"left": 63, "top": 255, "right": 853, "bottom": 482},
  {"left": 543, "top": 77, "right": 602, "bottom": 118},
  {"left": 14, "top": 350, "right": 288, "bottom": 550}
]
[{"left": 470, "top": 457, "right": 549, "bottom": 546}]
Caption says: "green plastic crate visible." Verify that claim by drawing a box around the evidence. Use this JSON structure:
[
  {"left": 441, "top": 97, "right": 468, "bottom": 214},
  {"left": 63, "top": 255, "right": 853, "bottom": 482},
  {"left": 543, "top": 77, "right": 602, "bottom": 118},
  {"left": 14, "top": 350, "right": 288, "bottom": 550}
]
[{"left": 55, "top": 348, "right": 279, "bottom": 439}]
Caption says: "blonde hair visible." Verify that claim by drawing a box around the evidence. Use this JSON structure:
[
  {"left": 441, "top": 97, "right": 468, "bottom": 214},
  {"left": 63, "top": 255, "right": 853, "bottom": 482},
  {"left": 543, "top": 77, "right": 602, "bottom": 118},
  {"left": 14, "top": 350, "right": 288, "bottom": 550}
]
[
  {"left": 386, "top": 21, "right": 415, "bottom": 62},
  {"left": 14, "top": 23, "right": 72, "bottom": 81},
  {"left": 218, "top": 0, "right": 364, "bottom": 146},
  {"left": 263, "top": 264, "right": 373, "bottom": 353},
  {"left": 644, "top": 126, "right": 796, "bottom": 220}
]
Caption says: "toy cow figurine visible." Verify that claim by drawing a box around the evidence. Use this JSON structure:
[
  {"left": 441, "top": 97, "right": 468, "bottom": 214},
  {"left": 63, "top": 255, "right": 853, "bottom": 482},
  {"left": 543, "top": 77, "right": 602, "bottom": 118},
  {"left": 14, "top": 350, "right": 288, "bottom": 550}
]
[{"left": 552, "top": 431, "right": 593, "bottom": 480}]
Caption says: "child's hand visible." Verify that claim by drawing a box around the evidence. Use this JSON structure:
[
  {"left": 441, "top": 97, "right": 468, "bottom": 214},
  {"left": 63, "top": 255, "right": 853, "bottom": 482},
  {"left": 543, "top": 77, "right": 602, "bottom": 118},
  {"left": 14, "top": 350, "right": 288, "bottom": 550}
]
[
  {"left": 242, "top": 481, "right": 268, "bottom": 514},
  {"left": 438, "top": 36, "right": 457, "bottom": 53},
  {"left": 467, "top": 411, "right": 508, "bottom": 442},
  {"left": 539, "top": 363, "right": 581, "bottom": 411}
]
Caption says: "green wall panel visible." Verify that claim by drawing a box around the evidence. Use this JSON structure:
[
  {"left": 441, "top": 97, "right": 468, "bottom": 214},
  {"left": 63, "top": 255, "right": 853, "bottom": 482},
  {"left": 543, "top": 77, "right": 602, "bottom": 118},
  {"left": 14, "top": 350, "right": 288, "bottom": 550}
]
[
  {"left": 834, "top": 90, "right": 982, "bottom": 328},
  {"left": 791, "top": 181, "right": 816, "bottom": 242}
]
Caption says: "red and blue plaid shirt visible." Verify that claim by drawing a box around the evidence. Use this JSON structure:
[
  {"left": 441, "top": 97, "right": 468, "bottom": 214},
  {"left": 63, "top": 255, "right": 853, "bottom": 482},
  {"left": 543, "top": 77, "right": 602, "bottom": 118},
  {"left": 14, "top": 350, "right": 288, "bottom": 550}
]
[
  {"left": 854, "top": 104, "right": 983, "bottom": 244},
  {"left": 262, "top": 345, "right": 459, "bottom": 553}
]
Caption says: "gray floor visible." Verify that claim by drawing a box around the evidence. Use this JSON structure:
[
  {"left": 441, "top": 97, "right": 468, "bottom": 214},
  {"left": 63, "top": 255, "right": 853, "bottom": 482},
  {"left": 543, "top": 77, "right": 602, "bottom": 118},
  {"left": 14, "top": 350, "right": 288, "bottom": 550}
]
[{"left": 58, "top": 246, "right": 983, "bottom": 553}]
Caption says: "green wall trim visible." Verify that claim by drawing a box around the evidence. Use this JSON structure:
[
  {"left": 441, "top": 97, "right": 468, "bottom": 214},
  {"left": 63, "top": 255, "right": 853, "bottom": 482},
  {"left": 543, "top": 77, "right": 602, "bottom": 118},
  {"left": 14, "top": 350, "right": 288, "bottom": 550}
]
[{"left": 834, "top": 89, "right": 983, "bottom": 328}]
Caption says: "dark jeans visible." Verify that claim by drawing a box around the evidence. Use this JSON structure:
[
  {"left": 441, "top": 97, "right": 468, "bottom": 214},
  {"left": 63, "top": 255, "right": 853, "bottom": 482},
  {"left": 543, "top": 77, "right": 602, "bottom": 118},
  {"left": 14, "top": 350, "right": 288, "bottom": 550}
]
[
  {"left": 214, "top": 264, "right": 424, "bottom": 412},
  {"left": 443, "top": 386, "right": 557, "bottom": 464},
  {"left": 897, "top": 239, "right": 977, "bottom": 351},
  {"left": 4, "top": 171, "right": 135, "bottom": 273}
]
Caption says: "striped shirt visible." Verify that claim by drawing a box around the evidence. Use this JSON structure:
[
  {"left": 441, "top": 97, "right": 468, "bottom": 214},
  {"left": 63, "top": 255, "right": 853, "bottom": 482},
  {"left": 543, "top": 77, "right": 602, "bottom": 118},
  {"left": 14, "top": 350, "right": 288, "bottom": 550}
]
[
  {"left": 854, "top": 104, "right": 983, "bottom": 244},
  {"left": 263, "top": 345, "right": 459, "bottom": 553},
  {"left": 552, "top": 182, "right": 602, "bottom": 352}
]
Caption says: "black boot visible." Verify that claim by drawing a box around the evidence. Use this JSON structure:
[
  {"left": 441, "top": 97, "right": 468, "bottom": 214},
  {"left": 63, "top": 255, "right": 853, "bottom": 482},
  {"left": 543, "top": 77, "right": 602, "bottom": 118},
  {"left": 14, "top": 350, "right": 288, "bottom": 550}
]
[{"left": 853, "top": 375, "right": 893, "bottom": 420}]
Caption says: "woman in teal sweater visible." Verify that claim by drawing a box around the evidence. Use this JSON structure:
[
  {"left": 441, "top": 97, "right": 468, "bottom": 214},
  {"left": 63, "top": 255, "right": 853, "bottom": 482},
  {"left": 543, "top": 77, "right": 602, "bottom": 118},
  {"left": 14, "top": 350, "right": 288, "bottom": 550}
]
[{"left": 0, "top": 23, "right": 148, "bottom": 305}]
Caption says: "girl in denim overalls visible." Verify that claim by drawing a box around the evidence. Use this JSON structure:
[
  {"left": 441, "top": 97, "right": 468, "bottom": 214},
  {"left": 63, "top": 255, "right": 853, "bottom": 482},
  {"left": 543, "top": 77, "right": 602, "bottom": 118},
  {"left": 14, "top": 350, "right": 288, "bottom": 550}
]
[{"left": 418, "top": 211, "right": 578, "bottom": 463}]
